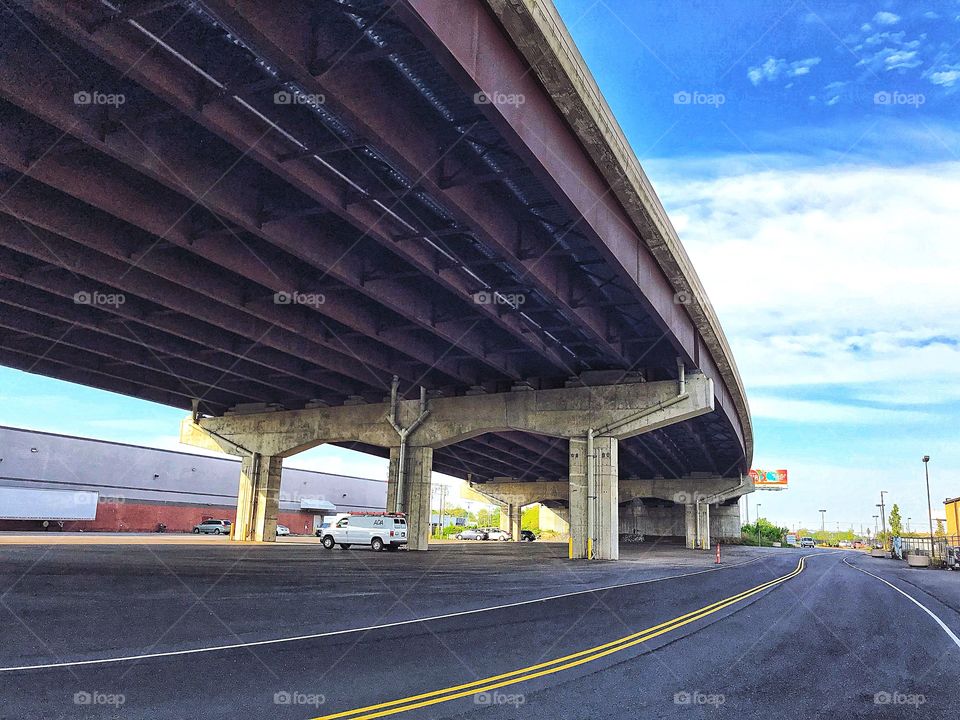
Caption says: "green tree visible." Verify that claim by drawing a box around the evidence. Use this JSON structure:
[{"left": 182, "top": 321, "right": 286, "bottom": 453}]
[
  {"left": 474, "top": 507, "right": 500, "bottom": 528},
  {"left": 521, "top": 506, "right": 540, "bottom": 532},
  {"left": 742, "top": 517, "right": 789, "bottom": 545},
  {"left": 888, "top": 504, "right": 903, "bottom": 536},
  {"left": 936, "top": 519, "right": 946, "bottom": 537}
]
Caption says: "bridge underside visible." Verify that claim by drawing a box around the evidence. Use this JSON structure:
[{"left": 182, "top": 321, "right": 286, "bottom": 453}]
[{"left": 0, "top": 0, "right": 750, "bottom": 559}]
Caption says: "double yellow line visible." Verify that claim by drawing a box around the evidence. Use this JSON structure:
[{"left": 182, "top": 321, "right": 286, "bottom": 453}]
[{"left": 312, "top": 556, "right": 808, "bottom": 720}]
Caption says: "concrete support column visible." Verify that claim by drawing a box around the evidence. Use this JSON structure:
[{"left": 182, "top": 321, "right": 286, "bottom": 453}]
[
  {"left": 568, "top": 438, "right": 588, "bottom": 558},
  {"left": 499, "top": 503, "right": 522, "bottom": 541},
  {"left": 233, "top": 453, "right": 282, "bottom": 542},
  {"left": 697, "top": 502, "right": 711, "bottom": 550},
  {"left": 569, "top": 436, "right": 619, "bottom": 559},
  {"left": 593, "top": 436, "right": 619, "bottom": 560},
  {"left": 685, "top": 503, "right": 697, "bottom": 549},
  {"left": 388, "top": 445, "right": 433, "bottom": 551}
]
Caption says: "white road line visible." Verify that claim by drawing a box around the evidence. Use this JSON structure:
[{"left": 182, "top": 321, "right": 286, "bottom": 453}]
[
  {"left": 843, "top": 557, "right": 960, "bottom": 650},
  {"left": 0, "top": 555, "right": 765, "bottom": 673}
]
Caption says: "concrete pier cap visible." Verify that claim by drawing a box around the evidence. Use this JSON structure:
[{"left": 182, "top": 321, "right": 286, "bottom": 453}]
[
  {"left": 180, "top": 375, "right": 723, "bottom": 553},
  {"left": 181, "top": 374, "right": 714, "bottom": 457}
]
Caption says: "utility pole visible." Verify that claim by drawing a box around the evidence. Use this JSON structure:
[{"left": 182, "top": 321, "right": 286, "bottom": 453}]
[
  {"left": 923, "top": 456, "right": 935, "bottom": 559},
  {"left": 873, "top": 515, "right": 879, "bottom": 541},
  {"left": 432, "top": 484, "right": 449, "bottom": 538},
  {"left": 907, "top": 517, "right": 912, "bottom": 533},
  {"left": 878, "top": 490, "right": 888, "bottom": 548},
  {"left": 756, "top": 503, "right": 762, "bottom": 546},
  {"left": 439, "top": 484, "right": 447, "bottom": 537}
]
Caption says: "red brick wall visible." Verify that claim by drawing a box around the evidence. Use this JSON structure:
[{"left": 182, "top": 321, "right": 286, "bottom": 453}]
[{"left": 0, "top": 501, "right": 317, "bottom": 534}]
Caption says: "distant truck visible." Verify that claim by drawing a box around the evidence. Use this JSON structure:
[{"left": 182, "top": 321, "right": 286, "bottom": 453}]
[
  {"left": 0, "top": 487, "right": 98, "bottom": 522},
  {"left": 319, "top": 513, "right": 407, "bottom": 551}
]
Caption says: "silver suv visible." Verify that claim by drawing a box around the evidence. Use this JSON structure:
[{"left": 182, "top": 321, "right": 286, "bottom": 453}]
[{"left": 193, "top": 519, "right": 232, "bottom": 535}]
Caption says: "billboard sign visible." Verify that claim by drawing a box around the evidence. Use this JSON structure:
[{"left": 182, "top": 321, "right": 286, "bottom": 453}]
[{"left": 750, "top": 469, "right": 788, "bottom": 490}]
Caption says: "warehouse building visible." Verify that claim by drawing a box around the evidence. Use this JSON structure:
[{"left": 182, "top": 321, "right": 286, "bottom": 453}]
[{"left": 0, "top": 426, "right": 386, "bottom": 534}]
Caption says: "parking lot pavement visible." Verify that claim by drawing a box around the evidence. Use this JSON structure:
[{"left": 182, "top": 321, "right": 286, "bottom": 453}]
[
  {"left": 0, "top": 540, "right": 758, "bottom": 668},
  {"left": 4, "top": 543, "right": 956, "bottom": 719}
]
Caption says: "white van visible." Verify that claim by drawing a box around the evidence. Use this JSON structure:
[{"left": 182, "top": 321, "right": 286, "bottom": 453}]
[{"left": 319, "top": 513, "right": 407, "bottom": 551}]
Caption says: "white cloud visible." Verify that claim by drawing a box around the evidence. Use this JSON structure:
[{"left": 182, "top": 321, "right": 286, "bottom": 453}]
[
  {"left": 647, "top": 158, "right": 960, "bottom": 409},
  {"left": 926, "top": 64, "right": 960, "bottom": 87},
  {"left": 747, "top": 56, "right": 821, "bottom": 85},
  {"left": 873, "top": 11, "right": 900, "bottom": 26},
  {"left": 749, "top": 397, "right": 931, "bottom": 424},
  {"left": 857, "top": 42, "right": 924, "bottom": 71}
]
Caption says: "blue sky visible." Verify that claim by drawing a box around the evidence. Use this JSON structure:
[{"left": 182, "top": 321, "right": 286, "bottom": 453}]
[
  {"left": 553, "top": 0, "right": 960, "bottom": 532},
  {"left": 2, "top": 0, "right": 958, "bottom": 532}
]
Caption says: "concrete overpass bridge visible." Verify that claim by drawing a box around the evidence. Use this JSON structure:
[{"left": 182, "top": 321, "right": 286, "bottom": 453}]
[{"left": 0, "top": 0, "right": 751, "bottom": 558}]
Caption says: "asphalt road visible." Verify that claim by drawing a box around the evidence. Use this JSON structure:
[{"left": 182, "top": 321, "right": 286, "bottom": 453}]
[{"left": 1, "top": 541, "right": 957, "bottom": 719}]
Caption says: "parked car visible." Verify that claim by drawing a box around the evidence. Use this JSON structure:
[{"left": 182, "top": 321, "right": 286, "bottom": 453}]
[
  {"left": 318, "top": 514, "right": 407, "bottom": 551},
  {"left": 193, "top": 519, "right": 232, "bottom": 535},
  {"left": 799, "top": 536, "right": 816, "bottom": 548},
  {"left": 946, "top": 546, "right": 960, "bottom": 571},
  {"left": 455, "top": 528, "right": 487, "bottom": 541},
  {"left": 520, "top": 530, "right": 537, "bottom": 542},
  {"left": 485, "top": 528, "right": 512, "bottom": 541},
  {"left": 276, "top": 524, "right": 290, "bottom": 537}
]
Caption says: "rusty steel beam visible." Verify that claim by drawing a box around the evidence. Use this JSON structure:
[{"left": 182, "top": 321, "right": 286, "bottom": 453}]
[
  {"left": 0, "top": 44, "right": 498, "bottom": 386},
  {"left": 440, "top": 441, "right": 533, "bottom": 480},
  {"left": 0, "top": 159, "right": 436, "bottom": 391},
  {"left": 0, "top": 280, "right": 324, "bottom": 401},
  {"left": 0, "top": 345, "right": 235, "bottom": 413},
  {"left": 0, "top": 332, "right": 239, "bottom": 412},
  {"left": 467, "top": 435, "right": 567, "bottom": 477},
  {"left": 0, "top": 301, "right": 299, "bottom": 407},
  {"left": 0, "top": 211, "right": 374, "bottom": 397},
  {"left": 0, "top": 247, "right": 352, "bottom": 398},
  {"left": 495, "top": 431, "right": 569, "bottom": 471},
  {"left": 619, "top": 441, "right": 660, "bottom": 478},
  {"left": 0, "top": 114, "right": 470, "bottom": 390},
  {"left": 16, "top": 0, "right": 577, "bottom": 377},
  {"left": 190, "top": 0, "right": 630, "bottom": 365}
]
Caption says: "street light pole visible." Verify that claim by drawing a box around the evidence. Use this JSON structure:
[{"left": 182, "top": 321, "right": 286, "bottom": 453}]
[
  {"left": 756, "top": 503, "right": 762, "bottom": 547},
  {"left": 907, "top": 517, "right": 912, "bottom": 533},
  {"left": 819, "top": 509, "right": 826, "bottom": 533},
  {"left": 923, "top": 455, "right": 935, "bottom": 559},
  {"left": 879, "top": 490, "right": 888, "bottom": 548},
  {"left": 873, "top": 515, "right": 879, "bottom": 541}
]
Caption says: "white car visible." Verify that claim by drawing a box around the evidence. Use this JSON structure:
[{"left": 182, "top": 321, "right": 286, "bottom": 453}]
[
  {"left": 276, "top": 524, "right": 290, "bottom": 537},
  {"left": 319, "top": 514, "right": 407, "bottom": 551},
  {"left": 485, "top": 528, "right": 512, "bottom": 541}
]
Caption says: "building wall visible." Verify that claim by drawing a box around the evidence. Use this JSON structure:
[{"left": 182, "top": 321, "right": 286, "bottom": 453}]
[
  {"left": 0, "top": 426, "right": 387, "bottom": 533},
  {"left": 538, "top": 499, "right": 741, "bottom": 543},
  {"left": 946, "top": 497, "right": 960, "bottom": 538},
  {"left": 619, "top": 501, "right": 685, "bottom": 538},
  {"left": 618, "top": 499, "right": 741, "bottom": 542}
]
